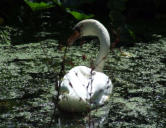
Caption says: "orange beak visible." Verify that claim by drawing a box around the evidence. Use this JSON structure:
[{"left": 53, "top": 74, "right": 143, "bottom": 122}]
[{"left": 67, "top": 30, "right": 80, "bottom": 45}]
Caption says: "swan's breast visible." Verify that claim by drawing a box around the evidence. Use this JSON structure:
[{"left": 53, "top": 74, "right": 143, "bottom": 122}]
[{"left": 58, "top": 65, "right": 113, "bottom": 112}]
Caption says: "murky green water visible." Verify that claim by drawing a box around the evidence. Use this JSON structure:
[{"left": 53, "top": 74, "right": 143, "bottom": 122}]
[{"left": 0, "top": 27, "right": 166, "bottom": 127}]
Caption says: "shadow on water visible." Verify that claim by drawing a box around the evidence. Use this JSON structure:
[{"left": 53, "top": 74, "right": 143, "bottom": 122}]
[
  {"left": 49, "top": 104, "right": 110, "bottom": 128},
  {"left": 8, "top": 6, "right": 76, "bottom": 45}
]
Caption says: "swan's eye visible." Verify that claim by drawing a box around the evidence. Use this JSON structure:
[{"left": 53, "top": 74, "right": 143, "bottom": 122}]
[{"left": 75, "top": 27, "right": 81, "bottom": 33}]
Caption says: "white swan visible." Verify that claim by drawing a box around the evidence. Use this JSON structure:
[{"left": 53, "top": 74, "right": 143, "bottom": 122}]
[{"left": 58, "top": 19, "right": 113, "bottom": 113}]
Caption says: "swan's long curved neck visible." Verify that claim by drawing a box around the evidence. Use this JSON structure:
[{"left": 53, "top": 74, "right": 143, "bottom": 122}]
[
  {"left": 73, "top": 19, "right": 110, "bottom": 72},
  {"left": 94, "top": 23, "right": 110, "bottom": 72}
]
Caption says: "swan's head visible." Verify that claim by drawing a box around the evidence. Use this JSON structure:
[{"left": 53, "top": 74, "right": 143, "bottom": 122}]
[{"left": 67, "top": 19, "right": 109, "bottom": 45}]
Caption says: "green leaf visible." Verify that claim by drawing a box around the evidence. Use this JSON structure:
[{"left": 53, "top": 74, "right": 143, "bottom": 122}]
[
  {"left": 66, "top": 8, "right": 94, "bottom": 20},
  {"left": 24, "top": 0, "right": 54, "bottom": 11},
  {"left": 126, "top": 27, "right": 136, "bottom": 40}
]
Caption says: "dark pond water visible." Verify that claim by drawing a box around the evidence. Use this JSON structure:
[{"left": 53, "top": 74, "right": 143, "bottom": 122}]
[{"left": 0, "top": 28, "right": 166, "bottom": 128}]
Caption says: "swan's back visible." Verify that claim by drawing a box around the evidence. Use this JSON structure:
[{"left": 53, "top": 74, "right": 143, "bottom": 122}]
[{"left": 58, "top": 66, "right": 113, "bottom": 112}]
